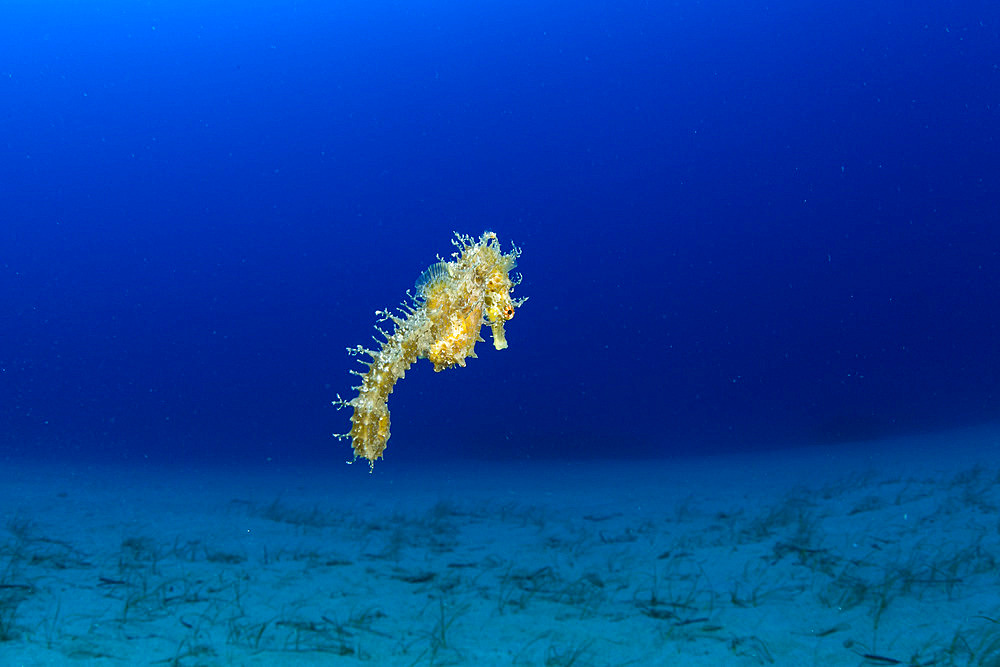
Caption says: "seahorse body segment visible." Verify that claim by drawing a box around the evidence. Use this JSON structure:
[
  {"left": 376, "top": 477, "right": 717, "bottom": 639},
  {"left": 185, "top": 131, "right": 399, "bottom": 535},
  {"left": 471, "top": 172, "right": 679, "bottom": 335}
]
[{"left": 335, "top": 231, "right": 524, "bottom": 467}]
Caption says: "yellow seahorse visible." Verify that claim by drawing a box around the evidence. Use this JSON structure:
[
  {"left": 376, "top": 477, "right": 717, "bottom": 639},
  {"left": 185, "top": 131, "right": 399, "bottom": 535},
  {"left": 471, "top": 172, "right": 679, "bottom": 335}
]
[{"left": 334, "top": 231, "right": 525, "bottom": 467}]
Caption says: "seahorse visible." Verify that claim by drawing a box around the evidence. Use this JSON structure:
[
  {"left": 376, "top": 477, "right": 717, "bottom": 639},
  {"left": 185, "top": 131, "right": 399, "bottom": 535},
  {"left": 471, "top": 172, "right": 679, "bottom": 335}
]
[{"left": 334, "top": 231, "right": 525, "bottom": 467}]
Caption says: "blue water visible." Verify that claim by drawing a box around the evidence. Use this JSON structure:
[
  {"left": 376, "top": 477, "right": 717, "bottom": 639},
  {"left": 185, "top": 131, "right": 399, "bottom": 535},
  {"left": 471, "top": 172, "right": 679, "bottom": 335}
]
[{"left": 5, "top": 1, "right": 997, "bottom": 467}]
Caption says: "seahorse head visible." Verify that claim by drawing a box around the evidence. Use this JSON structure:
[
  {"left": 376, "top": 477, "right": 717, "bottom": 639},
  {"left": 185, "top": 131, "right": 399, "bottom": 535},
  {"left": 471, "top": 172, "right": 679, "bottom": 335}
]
[{"left": 484, "top": 267, "right": 517, "bottom": 350}]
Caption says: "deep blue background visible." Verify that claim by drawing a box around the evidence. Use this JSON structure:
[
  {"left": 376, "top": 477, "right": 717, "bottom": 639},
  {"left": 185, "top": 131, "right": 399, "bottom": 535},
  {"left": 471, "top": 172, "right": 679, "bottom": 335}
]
[{"left": 2, "top": 1, "right": 998, "bottom": 465}]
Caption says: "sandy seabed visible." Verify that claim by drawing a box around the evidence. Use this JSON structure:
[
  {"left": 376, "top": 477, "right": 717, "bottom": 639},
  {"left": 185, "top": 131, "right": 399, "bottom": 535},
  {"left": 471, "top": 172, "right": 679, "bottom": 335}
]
[{"left": 1, "top": 427, "right": 999, "bottom": 666}]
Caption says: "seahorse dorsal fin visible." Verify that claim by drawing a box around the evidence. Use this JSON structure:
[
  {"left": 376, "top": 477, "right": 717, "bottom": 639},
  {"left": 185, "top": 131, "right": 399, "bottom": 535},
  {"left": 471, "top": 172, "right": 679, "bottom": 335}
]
[{"left": 415, "top": 261, "right": 449, "bottom": 297}]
